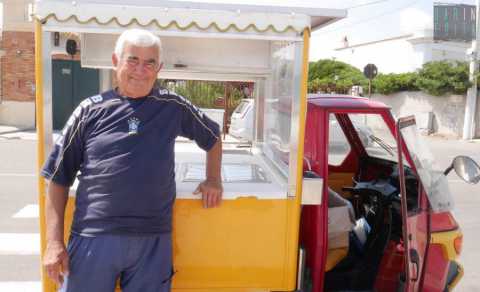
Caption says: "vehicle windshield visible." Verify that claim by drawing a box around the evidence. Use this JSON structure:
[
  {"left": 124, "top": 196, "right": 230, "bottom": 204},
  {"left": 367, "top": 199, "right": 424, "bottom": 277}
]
[
  {"left": 399, "top": 118, "right": 454, "bottom": 212},
  {"left": 348, "top": 114, "right": 399, "bottom": 163},
  {"left": 234, "top": 100, "right": 250, "bottom": 114}
]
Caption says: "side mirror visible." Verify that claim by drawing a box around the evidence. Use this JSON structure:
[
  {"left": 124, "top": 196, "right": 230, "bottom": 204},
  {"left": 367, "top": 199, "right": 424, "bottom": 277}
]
[{"left": 445, "top": 156, "right": 480, "bottom": 184}]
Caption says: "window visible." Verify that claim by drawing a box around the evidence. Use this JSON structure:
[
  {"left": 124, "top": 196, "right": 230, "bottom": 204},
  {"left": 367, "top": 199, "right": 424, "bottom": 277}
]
[
  {"left": 233, "top": 100, "right": 250, "bottom": 115},
  {"left": 348, "top": 114, "right": 398, "bottom": 163},
  {"left": 328, "top": 114, "right": 351, "bottom": 166}
]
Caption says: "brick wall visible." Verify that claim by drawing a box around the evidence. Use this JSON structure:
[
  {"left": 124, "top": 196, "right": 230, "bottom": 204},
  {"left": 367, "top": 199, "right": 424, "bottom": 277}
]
[
  {"left": 1, "top": 31, "right": 35, "bottom": 102},
  {"left": 0, "top": 31, "right": 84, "bottom": 102},
  {"left": 51, "top": 53, "right": 81, "bottom": 61}
]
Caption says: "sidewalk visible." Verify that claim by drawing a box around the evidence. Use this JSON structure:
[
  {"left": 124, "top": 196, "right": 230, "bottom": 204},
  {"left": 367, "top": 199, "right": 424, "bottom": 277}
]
[
  {"left": 0, "top": 126, "right": 251, "bottom": 149},
  {"left": 2, "top": 124, "right": 479, "bottom": 143},
  {"left": 0, "top": 126, "right": 37, "bottom": 140}
]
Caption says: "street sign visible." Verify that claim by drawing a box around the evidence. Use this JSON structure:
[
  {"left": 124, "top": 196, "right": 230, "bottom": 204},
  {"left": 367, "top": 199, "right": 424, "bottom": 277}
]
[{"left": 363, "top": 63, "right": 378, "bottom": 80}]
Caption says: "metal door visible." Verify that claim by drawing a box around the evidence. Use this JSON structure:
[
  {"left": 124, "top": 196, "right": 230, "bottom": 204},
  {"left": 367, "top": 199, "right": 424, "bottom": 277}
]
[{"left": 52, "top": 60, "right": 99, "bottom": 130}]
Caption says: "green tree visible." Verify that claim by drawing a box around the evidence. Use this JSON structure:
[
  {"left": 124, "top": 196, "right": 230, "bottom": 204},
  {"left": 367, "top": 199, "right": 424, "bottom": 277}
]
[
  {"left": 157, "top": 80, "right": 244, "bottom": 109},
  {"left": 415, "top": 61, "right": 471, "bottom": 96},
  {"left": 308, "top": 59, "right": 368, "bottom": 93},
  {"left": 373, "top": 72, "right": 418, "bottom": 95}
]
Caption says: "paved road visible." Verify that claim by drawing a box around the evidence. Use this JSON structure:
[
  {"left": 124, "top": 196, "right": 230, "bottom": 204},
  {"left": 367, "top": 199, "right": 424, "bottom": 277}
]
[
  {"left": 0, "top": 130, "right": 478, "bottom": 291},
  {"left": 423, "top": 136, "right": 480, "bottom": 292},
  {"left": 0, "top": 135, "right": 40, "bottom": 291}
]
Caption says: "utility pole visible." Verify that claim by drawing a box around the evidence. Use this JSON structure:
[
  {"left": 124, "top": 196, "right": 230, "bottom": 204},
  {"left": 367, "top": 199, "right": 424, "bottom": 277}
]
[{"left": 463, "top": 0, "right": 480, "bottom": 139}]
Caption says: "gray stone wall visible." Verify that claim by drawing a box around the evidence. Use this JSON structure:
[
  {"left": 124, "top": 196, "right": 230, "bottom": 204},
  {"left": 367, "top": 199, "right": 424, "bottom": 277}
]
[{"left": 369, "top": 91, "right": 474, "bottom": 138}]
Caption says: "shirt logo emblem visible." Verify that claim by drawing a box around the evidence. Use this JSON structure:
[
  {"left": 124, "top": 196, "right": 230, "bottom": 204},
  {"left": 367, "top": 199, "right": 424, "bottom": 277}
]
[
  {"left": 90, "top": 95, "right": 103, "bottom": 103},
  {"left": 128, "top": 117, "right": 140, "bottom": 135}
]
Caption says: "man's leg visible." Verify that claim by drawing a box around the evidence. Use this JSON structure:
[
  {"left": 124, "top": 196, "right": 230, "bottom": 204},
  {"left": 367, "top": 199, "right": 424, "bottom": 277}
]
[
  {"left": 58, "top": 235, "right": 122, "bottom": 292},
  {"left": 120, "top": 233, "right": 173, "bottom": 292}
]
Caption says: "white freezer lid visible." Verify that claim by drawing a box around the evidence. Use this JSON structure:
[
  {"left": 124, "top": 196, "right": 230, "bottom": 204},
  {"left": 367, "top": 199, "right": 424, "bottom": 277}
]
[
  {"left": 174, "top": 146, "right": 287, "bottom": 200},
  {"left": 69, "top": 143, "right": 288, "bottom": 200}
]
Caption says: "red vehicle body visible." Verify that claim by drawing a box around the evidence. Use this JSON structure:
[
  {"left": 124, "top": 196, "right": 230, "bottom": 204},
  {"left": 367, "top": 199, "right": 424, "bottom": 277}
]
[{"left": 299, "top": 95, "right": 464, "bottom": 292}]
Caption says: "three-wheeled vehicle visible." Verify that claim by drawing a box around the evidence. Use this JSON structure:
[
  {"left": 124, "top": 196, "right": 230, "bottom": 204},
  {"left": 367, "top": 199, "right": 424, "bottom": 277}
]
[
  {"left": 301, "top": 94, "right": 480, "bottom": 292},
  {"left": 33, "top": 1, "right": 480, "bottom": 292}
]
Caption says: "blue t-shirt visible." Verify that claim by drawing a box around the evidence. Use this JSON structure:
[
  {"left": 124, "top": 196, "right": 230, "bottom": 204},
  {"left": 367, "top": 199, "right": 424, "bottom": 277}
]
[{"left": 41, "top": 88, "right": 220, "bottom": 236}]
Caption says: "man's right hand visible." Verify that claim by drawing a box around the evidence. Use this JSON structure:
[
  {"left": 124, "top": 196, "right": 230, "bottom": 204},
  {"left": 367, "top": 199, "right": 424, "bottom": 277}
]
[{"left": 43, "top": 241, "right": 69, "bottom": 285}]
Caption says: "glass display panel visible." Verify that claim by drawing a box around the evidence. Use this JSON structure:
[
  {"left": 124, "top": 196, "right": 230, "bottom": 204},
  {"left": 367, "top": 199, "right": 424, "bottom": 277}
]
[{"left": 263, "top": 41, "right": 297, "bottom": 176}]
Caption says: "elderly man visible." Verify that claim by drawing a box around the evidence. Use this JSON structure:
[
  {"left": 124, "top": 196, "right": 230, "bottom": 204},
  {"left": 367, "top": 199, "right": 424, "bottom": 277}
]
[{"left": 41, "top": 29, "right": 223, "bottom": 292}]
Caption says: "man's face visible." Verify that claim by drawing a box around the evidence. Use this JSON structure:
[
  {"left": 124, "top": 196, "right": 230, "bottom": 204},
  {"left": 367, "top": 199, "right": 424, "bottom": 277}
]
[{"left": 112, "top": 43, "right": 162, "bottom": 98}]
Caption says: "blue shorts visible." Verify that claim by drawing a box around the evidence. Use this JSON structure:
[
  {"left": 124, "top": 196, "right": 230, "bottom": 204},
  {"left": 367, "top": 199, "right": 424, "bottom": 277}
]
[{"left": 59, "top": 233, "right": 173, "bottom": 292}]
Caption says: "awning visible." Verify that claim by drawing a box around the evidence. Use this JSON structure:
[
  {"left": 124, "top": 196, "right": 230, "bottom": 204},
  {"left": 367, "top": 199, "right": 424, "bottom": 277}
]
[{"left": 34, "top": 0, "right": 346, "bottom": 37}]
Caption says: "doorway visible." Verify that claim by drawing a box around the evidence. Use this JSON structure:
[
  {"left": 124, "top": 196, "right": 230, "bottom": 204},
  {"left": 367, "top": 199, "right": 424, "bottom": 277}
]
[{"left": 52, "top": 60, "right": 99, "bottom": 130}]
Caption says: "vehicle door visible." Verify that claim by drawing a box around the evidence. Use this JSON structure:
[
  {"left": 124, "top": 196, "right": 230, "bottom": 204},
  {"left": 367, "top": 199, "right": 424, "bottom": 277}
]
[{"left": 396, "top": 116, "right": 454, "bottom": 291}]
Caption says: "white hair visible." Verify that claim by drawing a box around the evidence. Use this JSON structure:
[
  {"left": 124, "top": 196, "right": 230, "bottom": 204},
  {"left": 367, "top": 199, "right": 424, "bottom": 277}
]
[{"left": 114, "top": 29, "right": 162, "bottom": 61}]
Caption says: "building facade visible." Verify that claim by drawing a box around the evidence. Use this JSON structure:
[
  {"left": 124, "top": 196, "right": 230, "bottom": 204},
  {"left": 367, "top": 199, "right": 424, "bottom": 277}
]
[
  {"left": 333, "top": 30, "right": 471, "bottom": 74},
  {"left": 316, "top": 2, "right": 475, "bottom": 74},
  {"left": 0, "top": 0, "right": 110, "bottom": 129},
  {"left": 0, "top": 0, "right": 36, "bottom": 128},
  {"left": 312, "top": 1, "right": 479, "bottom": 138}
]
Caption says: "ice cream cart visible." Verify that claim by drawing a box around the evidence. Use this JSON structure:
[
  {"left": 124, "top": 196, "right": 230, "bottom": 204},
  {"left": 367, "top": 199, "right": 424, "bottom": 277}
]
[{"left": 33, "top": 1, "right": 346, "bottom": 291}]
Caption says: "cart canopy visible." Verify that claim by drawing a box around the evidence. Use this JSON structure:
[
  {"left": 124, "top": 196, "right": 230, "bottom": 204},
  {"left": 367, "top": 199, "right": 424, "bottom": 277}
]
[{"left": 34, "top": 0, "right": 346, "bottom": 37}]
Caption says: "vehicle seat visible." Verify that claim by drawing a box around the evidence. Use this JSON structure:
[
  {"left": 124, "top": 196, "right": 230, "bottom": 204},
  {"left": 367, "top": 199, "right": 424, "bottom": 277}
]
[
  {"left": 325, "top": 247, "right": 349, "bottom": 271},
  {"left": 326, "top": 188, "right": 355, "bottom": 271}
]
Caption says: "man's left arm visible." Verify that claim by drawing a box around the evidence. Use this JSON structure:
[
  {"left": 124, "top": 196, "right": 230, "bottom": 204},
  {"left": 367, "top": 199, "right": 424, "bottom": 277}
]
[
  {"left": 175, "top": 93, "right": 223, "bottom": 207},
  {"left": 193, "top": 139, "right": 223, "bottom": 208}
]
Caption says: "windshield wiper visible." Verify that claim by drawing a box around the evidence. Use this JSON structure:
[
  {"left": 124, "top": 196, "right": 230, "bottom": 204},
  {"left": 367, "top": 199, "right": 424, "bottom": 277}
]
[{"left": 369, "top": 134, "right": 395, "bottom": 156}]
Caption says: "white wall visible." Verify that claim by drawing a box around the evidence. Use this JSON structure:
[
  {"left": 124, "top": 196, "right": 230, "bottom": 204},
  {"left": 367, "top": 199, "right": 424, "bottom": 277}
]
[
  {"left": 333, "top": 36, "right": 420, "bottom": 73},
  {"left": 81, "top": 33, "right": 271, "bottom": 75},
  {"left": 2, "top": 0, "right": 33, "bottom": 32},
  {"left": 0, "top": 101, "right": 35, "bottom": 129},
  {"left": 430, "top": 42, "right": 470, "bottom": 62},
  {"left": 370, "top": 91, "right": 467, "bottom": 137},
  {"left": 310, "top": 0, "right": 474, "bottom": 74},
  {"left": 333, "top": 36, "right": 470, "bottom": 74}
]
